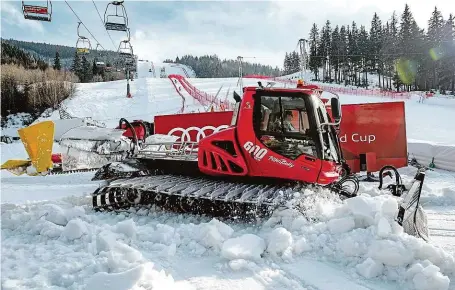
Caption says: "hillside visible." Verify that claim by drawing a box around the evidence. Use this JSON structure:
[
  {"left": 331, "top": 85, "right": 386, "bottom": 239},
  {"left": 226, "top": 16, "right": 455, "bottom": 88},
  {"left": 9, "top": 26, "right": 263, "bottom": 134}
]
[
  {"left": 2, "top": 39, "right": 285, "bottom": 78},
  {"left": 1, "top": 38, "right": 120, "bottom": 70}
]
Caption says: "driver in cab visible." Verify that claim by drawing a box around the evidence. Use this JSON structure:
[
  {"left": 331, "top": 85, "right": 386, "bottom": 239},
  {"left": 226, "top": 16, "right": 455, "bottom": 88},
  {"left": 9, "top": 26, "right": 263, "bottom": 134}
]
[{"left": 283, "top": 110, "right": 296, "bottom": 132}]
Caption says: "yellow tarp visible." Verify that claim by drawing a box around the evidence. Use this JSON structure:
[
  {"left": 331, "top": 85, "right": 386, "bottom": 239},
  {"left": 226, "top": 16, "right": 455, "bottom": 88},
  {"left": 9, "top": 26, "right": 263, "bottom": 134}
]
[{"left": 1, "top": 120, "right": 55, "bottom": 175}]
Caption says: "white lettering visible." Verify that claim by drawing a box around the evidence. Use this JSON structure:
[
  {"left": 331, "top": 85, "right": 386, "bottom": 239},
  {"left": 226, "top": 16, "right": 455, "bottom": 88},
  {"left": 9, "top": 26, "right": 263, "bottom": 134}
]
[
  {"left": 243, "top": 141, "right": 267, "bottom": 161},
  {"left": 351, "top": 133, "right": 376, "bottom": 143},
  {"left": 352, "top": 133, "right": 359, "bottom": 142},
  {"left": 244, "top": 141, "right": 253, "bottom": 151},
  {"left": 268, "top": 156, "right": 294, "bottom": 168},
  {"left": 340, "top": 134, "right": 347, "bottom": 143},
  {"left": 256, "top": 148, "right": 268, "bottom": 160}
]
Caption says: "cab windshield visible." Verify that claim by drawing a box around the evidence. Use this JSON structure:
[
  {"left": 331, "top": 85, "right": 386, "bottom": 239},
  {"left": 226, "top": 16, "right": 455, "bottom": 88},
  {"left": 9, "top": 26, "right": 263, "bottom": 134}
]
[{"left": 254, "top": 93, "right": 319, "bottom": 160}]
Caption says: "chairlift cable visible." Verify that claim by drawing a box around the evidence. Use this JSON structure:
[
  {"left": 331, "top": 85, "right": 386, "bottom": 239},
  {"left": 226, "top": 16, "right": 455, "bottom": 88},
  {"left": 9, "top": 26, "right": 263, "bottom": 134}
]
[
  {"left": 64, "top": 0, "right": 106, "bottom": 50},
  {"left": 92, "top": 0, "right": 117, "bottom": 51}
]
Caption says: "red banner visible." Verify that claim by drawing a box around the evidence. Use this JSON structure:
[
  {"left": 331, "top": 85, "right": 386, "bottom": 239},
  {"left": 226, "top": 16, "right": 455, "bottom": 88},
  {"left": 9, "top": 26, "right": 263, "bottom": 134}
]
[{"left": 328, "top": 102, "right": 408, "bottom": 172}]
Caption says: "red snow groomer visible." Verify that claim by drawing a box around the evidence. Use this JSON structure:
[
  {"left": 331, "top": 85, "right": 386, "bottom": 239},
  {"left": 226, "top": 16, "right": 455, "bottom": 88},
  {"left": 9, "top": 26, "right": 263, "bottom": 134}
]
[{"left": 86, "top": 82, "right": 428, "bottom": 241}]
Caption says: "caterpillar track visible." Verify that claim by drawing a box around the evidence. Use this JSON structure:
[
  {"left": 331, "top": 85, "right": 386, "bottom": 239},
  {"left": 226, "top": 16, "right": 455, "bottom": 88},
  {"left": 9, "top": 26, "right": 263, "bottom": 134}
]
[
  {"left": 48, "top": 168, "right": 99, "bottom": 175},
  {"left": 92, "top": 172, "right": 359, "bottom": 220}
]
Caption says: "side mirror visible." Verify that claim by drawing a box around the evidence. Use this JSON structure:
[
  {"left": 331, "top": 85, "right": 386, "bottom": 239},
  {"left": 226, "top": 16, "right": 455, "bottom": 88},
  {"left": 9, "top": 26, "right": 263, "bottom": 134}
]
[
  {"left": 331, "top": 97, "right": 341, "bottom": 122},
  {"left": 233, "top": 91, "right": 242, "bottom": 103}
]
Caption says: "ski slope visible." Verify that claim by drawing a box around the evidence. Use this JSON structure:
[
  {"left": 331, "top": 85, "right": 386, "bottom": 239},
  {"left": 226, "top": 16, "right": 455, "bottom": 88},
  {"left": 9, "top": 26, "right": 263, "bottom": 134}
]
[
  {"left": 136, "top": 60, "right": 196, "bottom": 79},
  {"left": 2, "top": 73, "right": 455, "bottom": 290}
]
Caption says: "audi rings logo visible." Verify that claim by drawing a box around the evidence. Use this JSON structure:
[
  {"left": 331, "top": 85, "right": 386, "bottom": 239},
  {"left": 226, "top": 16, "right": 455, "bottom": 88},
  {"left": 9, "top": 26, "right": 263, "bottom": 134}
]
[{"left": 168, "top": 125, "right": 229, "bottom": 142}]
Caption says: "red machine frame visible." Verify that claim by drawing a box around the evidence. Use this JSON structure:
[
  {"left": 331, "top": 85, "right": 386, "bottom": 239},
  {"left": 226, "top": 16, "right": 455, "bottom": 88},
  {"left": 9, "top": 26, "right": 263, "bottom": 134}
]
[{"left": 152, "top": 88, "right": 408, "bottom": 182}]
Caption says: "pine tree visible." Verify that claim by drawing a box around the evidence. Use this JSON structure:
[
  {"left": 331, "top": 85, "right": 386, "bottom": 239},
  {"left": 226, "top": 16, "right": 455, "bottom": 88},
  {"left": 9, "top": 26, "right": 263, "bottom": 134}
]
[
  {"left": 428, "top": 6, "right": 445, "bottom": 44},
  {"left": 426, "top": 6, "right": 446, "bottom": 89},
  {"left": 92, "top": 58, "right": 98, "bottom": 77},
  {"left": 53, "top": 51, "right": 61, "bottom": 70},
  {"left": 399, "top": 4, "right": 417, "bottom": 63},
  {"left": 370, "top": 13, "right": 382, "bottom": 86},
  {"left": 339, "top": 25, "right": 348, "bottom": 84},
  {"left": 383, "top": 12, "right": 399, "bottom": 89},
  {"left": 330, "top": 26, "right": 340, "bottom": 83},
  {"left": 309, "top": 23, "right": 320, "bottom": 80},
  {"left": 348, "top": 22, "right": 360, "bottom": 85},
  {"left": 397, "top": 4, "right": 414, "bottom": 90},
  {"left": 70, "top": 51, "right": 81, "bottom": 81},
  {"left": 81, "top": 56, "right": 92, "bottom": 83},
  {"left": 284, "top": 52, "right": 290, "bottom": 74},
  {"left": 319, "top": 20, "right": 332, "bottom": 81},
  {"left": 291, "top": 51, "right": 300, "bottom": 74},
  {"left": 358, "top": 25, "right": 369, "bottom": 87},
  {"left": 440, "top": 14, "right": 455, "bottom": 92}
]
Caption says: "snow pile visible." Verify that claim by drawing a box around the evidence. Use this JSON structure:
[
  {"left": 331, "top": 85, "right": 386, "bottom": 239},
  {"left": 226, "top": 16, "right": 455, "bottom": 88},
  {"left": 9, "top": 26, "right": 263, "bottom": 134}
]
[
  {"left": 1, "top": 202, "right": 194, "bottom": 290},
  {"left": 259, "top": 194, "right": 454, "bottom": 290},
  {"left": 221, "top": 234, "right": 266, "bottom": 261},
  {"left": 217, "top": 191, "right": 454, "bottom": 289},
  {"left": 2, "top": 183, "right": 454, "bottom": 289}
]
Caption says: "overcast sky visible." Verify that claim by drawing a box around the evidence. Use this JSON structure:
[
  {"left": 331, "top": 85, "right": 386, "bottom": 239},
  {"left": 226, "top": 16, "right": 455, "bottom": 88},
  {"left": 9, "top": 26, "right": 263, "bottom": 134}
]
[{"left": 1, "top": 0, "right": 454, "bottom": 68}]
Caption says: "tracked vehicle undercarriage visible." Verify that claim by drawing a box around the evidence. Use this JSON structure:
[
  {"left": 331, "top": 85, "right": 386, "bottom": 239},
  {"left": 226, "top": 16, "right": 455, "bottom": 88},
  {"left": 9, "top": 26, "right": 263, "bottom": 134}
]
[{"left": 91, "top": 157, "right": 360, "bottom": 217}]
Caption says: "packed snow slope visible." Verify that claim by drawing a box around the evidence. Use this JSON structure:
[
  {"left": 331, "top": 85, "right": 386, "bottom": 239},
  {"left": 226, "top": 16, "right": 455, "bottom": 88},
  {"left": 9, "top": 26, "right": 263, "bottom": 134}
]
[
  {"left": 2, "top": 72, "right": 455, "bottom": 290},
  {"left": 136, "top": 60, "right": 196, "bottom": 78}
]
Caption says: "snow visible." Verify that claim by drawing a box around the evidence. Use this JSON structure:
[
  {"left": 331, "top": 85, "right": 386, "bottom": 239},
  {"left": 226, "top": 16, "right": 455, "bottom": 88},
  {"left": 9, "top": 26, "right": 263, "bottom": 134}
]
[
  {"left": 221, "top": 234, "right": 266, "bottom": 261},
  {"left": 2, "top": 72, "right": 455, "bottom": 290},
  {"left": 357, "top": 257, "right": 384, "bottom": 279}
]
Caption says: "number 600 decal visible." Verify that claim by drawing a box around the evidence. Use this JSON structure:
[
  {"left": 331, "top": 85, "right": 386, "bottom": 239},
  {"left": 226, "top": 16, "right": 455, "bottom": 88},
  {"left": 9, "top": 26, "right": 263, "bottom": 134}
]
[{"left": 243, "top": 141, "right": 268, "bottom": 161}]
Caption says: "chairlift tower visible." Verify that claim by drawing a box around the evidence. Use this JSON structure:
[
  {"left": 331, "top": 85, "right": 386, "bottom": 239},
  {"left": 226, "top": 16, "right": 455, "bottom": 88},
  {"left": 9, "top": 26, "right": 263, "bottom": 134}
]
[
  {"left": 237, "top": 56, "right": 243, "bottom": 91},
  {"left": 298, "top": 38, "right": 308, "bottom": 80}
]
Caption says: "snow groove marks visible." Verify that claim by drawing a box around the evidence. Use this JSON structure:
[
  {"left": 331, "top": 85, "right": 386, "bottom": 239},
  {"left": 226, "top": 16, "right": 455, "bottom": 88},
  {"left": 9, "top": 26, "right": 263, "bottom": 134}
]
[
  {"left": 427, "top": 209, "right": 455, "bottom": 256},
  {"left": 129, "top": 77, "right": 150, "bottom": 116},
  {"left": 168, "top": 75, "right": 186, "bottom": 114}
]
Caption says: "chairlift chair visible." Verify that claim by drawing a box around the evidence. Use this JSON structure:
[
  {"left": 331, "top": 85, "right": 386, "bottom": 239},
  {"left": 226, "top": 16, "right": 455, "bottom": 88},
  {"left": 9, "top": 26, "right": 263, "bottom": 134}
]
[
  {"left": 76, "top": 38, "right": 91, "bottom": 54},
  {"left": 76, "top": 22, "right": 91, "bottom": 54},
  {"left": 104, "top": 0, "right": 129, "bottom": 31},
  {"left": 118, "top": 39, "right": 134, "bottom": 57},
  {"left": 94, "top": 43, "right": 105, "bottom": 66},
  {"left": 22, "top": 1, "right": 52, "bottom": 22}
]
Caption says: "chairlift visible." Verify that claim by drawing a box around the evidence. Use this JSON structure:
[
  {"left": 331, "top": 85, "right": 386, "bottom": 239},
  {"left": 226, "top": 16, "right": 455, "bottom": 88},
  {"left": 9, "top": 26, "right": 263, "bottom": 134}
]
[
  {"left": 76, "top": 22, "right": 91, "bottom": 54},
  {"left": 94, "top": 43, "right": 105, "bottom": 67},
  {"left": 104, "top": 0, "right": 129, "bottom": 31},
  {"left": 22, "top": 1, "right": 52, "bottom": 22},
  {"left": 118, "top": 39, "right": 134, "bottom": 57}
]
